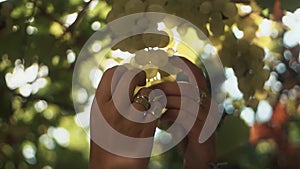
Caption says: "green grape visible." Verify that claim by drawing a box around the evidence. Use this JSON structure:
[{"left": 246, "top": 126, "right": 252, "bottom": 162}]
[
  {"left": 150, "top": 50, "right": 169, "bottom": 67},
  {"left": 130, "top": 55, "right": 140, "bottom": 67},
  {"left": 111, "top": 2, "right": 125, "bottom": 12},
  {"left": 237, "top": 17, "right": 257, "bottom": 30},
  {"left": 238, "top": 77, "right": 254, "bottom": 100},
  {"left": 158, "top": 32, "right": 170, "bottom": 48},
  {"left": 147, "top": 4, "right": 165, "bottom": 12},
  {"left": 163, "top": 16, "right": 180, "bottom": 29},
  {"left": 260, "top": 69, "right": 270, "bottom": 81},
  {"left": 124, "top": 0, "right": 146, "bottom": 14},
  {"left": 248, "top": 58, "right": 264, "bottom": 70},
  {"left": 242, "top": 26, "right": 256, "bottom": 41},
  {"left": 249, "top": 44, "right": 265, "bottom": 60},
  {"left": 146, "top": 0, "right": 167, "bottom": 5},
  {"left": 233, "top": 60, "right": 248, "bottom": 77},
  {"left": 250, "top": 74, "right": 265, "bottom": 89},
  {"left": 237, "top": 39, "right": 250, "bottom": 54},
  {"left": 106, "top": 10, "right": 117, "bottom": 22},
  {"left": 136, "top": 17, "right": 150, "bottom": 30},
  {"left": 197, "top": 26, "right": 209, "bottom": 39},
  {"left": 213, "top": 0, "right": 226, "bottom": 11},
  {"left": 177, "top": 23, "right": 189, "bottom": 35},
  {"left": 210, "top": 12, "right": 223, "bottom": 21},
  {"left": 109, "top": 18, "right": 132, "bottom": 36},
  {"left": 135, "top": 50, "right": 151, "bottom": 65},
  {"left": 209, "top": 19, "right": 225, "bottom": 36},
  {"left": 113, "top": 37, "right": 133, "bottom": 52},
  {"left": 160, "top": 62, "right": 181, "bottom": 75},
  {"left": 131, "top": 34, "right": 147, "bottom": 52},
  {"left": 221, "top": 2, "right": 237, "bottom": 18},
  {"left": 220, "top": 50, "right": 237, "bottom": 67},
  {"left": 192, "top": 13, "right": 209, "bottom": 29},
  {"left": 199, "top": 1, "right": 212, "bottom": 14},
  {"left": 142, "top": 33, "right": 162, "bottom": 48}
]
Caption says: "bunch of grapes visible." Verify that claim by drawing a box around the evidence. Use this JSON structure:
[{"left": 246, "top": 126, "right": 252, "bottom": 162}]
[
  {"left": 106, "top": 0, "right": 238, "bottom": 52},
  {"left": 220, "top": 33, "right": 269, "bottom": 100},
  {"left": 125, "top": 49, "right": 180, "bottom": 84}
]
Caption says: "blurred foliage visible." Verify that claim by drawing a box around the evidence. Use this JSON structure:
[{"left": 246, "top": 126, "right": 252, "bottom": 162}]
[{"left": 0, "top": 0, "right": 300, "bottom": 169}]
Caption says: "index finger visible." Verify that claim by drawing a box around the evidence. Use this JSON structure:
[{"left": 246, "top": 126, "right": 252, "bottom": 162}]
[
  {"left": 151, "top": 81, "right": 199, "bottom": 101},
  {"left": 170, "top": 56, "right": 209, "bottom": 93},
  {"left": 96, "top": 66, "right": 127, "bottom": 103}
]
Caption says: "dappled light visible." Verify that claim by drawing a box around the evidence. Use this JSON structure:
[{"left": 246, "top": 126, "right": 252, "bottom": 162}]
[{"left": 0, "top": 0, "right": 299, "bottom": 169}]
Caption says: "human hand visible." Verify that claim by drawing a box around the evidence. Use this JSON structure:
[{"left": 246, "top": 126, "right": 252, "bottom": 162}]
[
  {"left": 152, "top": 56, "right": 216, "bottom": 169},
  {"left": 90, "top": 66, "right": 159, "bottom": 169}
]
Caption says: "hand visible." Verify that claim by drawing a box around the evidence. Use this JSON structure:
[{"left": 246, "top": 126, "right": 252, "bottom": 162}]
[
  {"left": 152, "top": 56, "right": 216, "bottom": 169},
  {"left": 90, "top": 66, "right": 158, "bottom": 169}
]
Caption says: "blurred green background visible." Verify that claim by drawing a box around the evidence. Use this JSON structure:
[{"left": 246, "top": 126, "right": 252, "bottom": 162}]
[{"left": 0, "top": 0, "right": 300, "bottom": 169}]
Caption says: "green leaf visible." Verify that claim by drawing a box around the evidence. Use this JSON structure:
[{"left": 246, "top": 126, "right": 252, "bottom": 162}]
[{"left": 216, "top": 115, "right": 250, "bottom": 156}]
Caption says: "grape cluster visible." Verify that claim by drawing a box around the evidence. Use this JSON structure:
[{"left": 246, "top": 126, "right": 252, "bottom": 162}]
[
  {"left": 106, "top": 0, "right": 238, "bottom": 52},
  {"left": 220, "top": 33, "right": 269, "bottom": 100},
  {"left": 126, "top": 49, "right": 180, "bottom": 84}
]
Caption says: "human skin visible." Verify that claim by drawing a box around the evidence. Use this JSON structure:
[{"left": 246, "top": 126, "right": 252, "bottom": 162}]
[
  {"left": 90, "top": 57, "right": 216, "bottom": 169},
  {"left": 152, "top": 57, "right": 216, "bottom": 169}
]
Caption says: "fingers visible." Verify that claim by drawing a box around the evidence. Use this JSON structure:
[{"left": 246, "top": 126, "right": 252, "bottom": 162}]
[
  {"left": 111, "top": 69, "right": 146, "bottom": 110},
  {"left": 170, "top": 56, "right": 208, "bottom": 93},
  {"left": 165, "top": 96, "right": 198, "bottom": 115},
  {"left": 132, "top": 88, "right": 151, "bottom": 112},
  {"left": 96, "top": 66, "right": 128, "bottom": 103},
  {"left": 151, "top": 81, "right": 199, "bottom": 101},
  {"left": 111, "top": 66, "right": 128, "bottom": 95},
  {"left": 160, "top": 108, "right": 206, "bottom": 139}
]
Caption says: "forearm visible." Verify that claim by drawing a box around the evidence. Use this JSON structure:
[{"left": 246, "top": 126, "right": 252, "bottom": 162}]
[
  {"left": 90, "top": 140, "right": 149, "bottom": 169},
  {"left": 183, "top": 135, "right": 216, "bottom": 169}
]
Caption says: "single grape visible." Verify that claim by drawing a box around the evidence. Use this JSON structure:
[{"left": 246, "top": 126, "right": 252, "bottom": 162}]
[
  {"left": 135, "top": 50, "right": 151, "bottom": 65},
  {"left": 131, "top": 34, "right": 147, "bottom": 52},
  {"left": 150, "top": 50, "right": 169, "bottom": 67},
  {"left": 160, "top": 62, "right": 181, "bottom": 75},
  {"left": 199, "top": 1, "right": 212, "bottom": 14},
  {"left": 222, "top": 2, "right": 238, "bottom": 18},
  {"left": 237, "top": 39, "right": 250, "bottom": 54},
  {"left": 124, "top": 0, "right": 146, "bottom": 14},
  {"left": 163, "top": 16, "right": 180, "bottom": 29},
  {"left": 242, "top": 26, "right": 256, "bottom": 41},
  {"left": 197, "top": 26, "right": 209, "bottom": 39},
  {"left": 177, "top": 23, "right": 189, "bottom": 35},
  {"left": 209, "top": 19, "right": 225, "bottom": 36},
  {"left": 136, "top": 17, "right": 150, "bottom": 30},
  {"left": 210, "top": 12, "right": 223, "bottom": 21},
  {"left": 220, "top": 50, "right": 237, "bottom": 67},
  {"left": 249, "top": 44, "right": 265, "bottom": 60},
  {"left": 213, "top": 0, "right": 226, "bottom": 11},
  {"left": 147, "top": 4, "right": 165, "bottom": 12},
  {"left": 142, "top": 33, "right": 162, "bottom": 48},
  {"left": 238, "top": 77, "right": 253, "bottom": 99},
  {"left": 233, "top": 60, "right": 248, "bottom": 77},
  {"left": 146, "top": 0, "right": 167, "bottom": 6},
  {"left": 158, "top": 32, "right": 170, "bottom": 48},
  {"left": 106, "top": 10, "right": 117, "bottom": 22}
]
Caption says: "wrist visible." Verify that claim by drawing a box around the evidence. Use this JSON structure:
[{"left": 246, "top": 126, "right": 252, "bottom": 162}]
[
  {"left": 90, "top": 141, "right": 149, "bottom": 169},
  {"left": 183, "top": 135, "right": 216, "bottom": 169}
]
